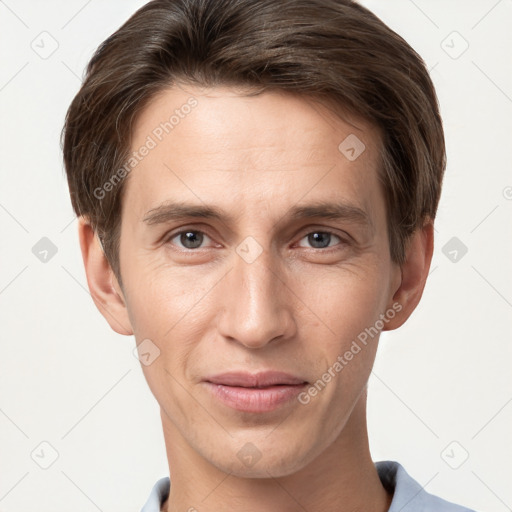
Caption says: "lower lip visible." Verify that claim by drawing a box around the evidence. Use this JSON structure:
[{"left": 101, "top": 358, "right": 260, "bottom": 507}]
[{"left": 204, "top": 382, "right": 307, "bottom": 413}]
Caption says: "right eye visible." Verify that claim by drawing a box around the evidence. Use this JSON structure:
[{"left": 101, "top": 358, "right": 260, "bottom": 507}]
[{"left": 164, "top": 229, "right": 216, "bottom": 250}]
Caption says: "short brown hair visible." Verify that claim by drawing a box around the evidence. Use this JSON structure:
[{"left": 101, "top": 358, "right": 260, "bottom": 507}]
[{"left": 61, "top": 0, "right": 446, "bottom": 283}]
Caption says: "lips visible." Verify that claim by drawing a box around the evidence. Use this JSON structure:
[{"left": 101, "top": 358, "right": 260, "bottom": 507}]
[
  {"left": 203, "top": 371, "right": 308, "bottom": 413},
  {"left": 204, "top": 371, "right": 307, "bottom": 388}
]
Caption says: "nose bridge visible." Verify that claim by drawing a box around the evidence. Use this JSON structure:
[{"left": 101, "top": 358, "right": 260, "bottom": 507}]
[{"left": 218, "top": 241, "right": 294, "bottom": 349}]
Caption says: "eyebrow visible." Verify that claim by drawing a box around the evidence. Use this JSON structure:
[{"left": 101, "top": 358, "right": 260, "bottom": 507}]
[
  {"left": 142, "top": 200, "right": 373, "bottom": 231},
  {"left": 143, "top": 201, "right": 237, "bottom": 225}
]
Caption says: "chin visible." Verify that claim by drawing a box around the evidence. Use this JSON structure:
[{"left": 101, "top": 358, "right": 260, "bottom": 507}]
[{"left": 207, "top": 432, "right": 316, "bottom": 479}]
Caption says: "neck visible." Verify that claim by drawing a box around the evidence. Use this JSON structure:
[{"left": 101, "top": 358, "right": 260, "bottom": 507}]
[{"left": 160, "top": 392, "right": 391, "bottom": 512}]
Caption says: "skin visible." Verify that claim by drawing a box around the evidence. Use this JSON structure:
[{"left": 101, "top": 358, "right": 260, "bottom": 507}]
[{"left": 78, "top": 84, "right": 433, "bottom": 512}]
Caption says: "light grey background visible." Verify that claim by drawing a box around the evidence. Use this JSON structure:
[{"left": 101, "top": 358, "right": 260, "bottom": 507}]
[{"left": 1, "top": 0, "right": 511, "bottom": 510}]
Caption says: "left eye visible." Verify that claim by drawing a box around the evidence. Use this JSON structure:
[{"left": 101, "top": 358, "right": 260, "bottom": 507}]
[{"left": 298, "top": 231, "right": 343, "bottom": 249}]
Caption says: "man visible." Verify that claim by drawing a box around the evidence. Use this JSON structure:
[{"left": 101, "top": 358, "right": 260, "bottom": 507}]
[{"left": 61, "top": 0, "right": 478, "bottom": 510}]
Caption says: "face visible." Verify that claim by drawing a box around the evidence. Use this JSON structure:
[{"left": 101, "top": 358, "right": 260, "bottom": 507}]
[{"left": 115, "top": 85, "right": 402, "bottom": 477}]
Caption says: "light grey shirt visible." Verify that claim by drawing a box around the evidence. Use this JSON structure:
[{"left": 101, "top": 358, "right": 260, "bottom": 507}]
[{"left": 140, "top": 460, "right": 478, "bottom": 511}]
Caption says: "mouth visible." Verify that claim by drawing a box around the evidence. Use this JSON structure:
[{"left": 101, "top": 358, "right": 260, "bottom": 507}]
[{"left": 203, "top": 371, "right": 308, "bottom": 413}]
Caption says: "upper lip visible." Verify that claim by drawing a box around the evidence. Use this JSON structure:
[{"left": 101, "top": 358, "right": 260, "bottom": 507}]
[{"left": 204, "top": 371, "right": 307, "bottom": 388}]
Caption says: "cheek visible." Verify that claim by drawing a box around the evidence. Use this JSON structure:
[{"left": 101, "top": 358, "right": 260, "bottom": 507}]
[
  {"left": 284, "top": 265, "right": 388, "bottom": 455},
  {"left": 292, "top": 259, "right": 389, "bottom": 404},
  {"left": 123, "top": 250, "right": 212, "bottom": 333},
  {"left": 122, "top": 259, "right": 224, "bottom": 392},
  {"left": 123, "top": 265, "right": 216, "bottom": 408},
  {"left": 299, "top": 261, "right": 388, "bottom": 342}
]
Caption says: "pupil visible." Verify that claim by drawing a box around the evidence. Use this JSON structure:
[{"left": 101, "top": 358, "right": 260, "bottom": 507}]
[
  {"left": 181, "top": 231, "right": 203, "bottom": 249},
  {"left": 309, "top": 232, "right": 330, "bottom": 248}
]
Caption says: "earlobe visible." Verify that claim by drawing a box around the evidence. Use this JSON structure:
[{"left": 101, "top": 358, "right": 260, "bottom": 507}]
[
  {"left": 383, "top": 220, "right": 434, "bottom": 331},
  {"left": 77, "top": 217, "right": 133, "bottom": 336}
]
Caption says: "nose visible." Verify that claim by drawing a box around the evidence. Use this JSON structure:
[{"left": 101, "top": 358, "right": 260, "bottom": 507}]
[{"left": 216, "top": 243, "right": 296, "bottom": 349}]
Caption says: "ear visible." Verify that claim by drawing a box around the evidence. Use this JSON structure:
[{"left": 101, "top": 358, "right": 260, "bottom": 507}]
[
  {"left": 77, "top": 217, "right": 133, "bottom": 336},
  {"left": 383, "top": 219, "right": 434, "bottom": 331}
]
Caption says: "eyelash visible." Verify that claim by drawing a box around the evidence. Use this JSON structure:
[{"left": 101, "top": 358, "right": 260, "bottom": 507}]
[{"left": 163, "top": 227, "right": 349, "bottom": 252}]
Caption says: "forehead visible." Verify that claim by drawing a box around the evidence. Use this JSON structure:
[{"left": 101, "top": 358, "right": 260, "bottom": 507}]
[{"left": 122, "top": 84, "right": 385, "bottom": 226}]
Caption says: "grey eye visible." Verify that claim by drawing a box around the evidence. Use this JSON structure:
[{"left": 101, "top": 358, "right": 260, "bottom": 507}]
[
  {"left": 299, "top": 231, "right": 341, "bottom": 249},
  {"left": 308, "top": 232, "right": 331, "bottom": 248},
  {"left": 179, "top": 231, "right": 204, "bottom": 249}
]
